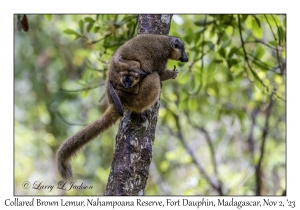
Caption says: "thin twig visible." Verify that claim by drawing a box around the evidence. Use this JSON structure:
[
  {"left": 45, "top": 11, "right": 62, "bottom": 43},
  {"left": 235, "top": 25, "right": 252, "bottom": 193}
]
[
  {"left": 98, "top": 94, "right": 105, "bottom": 102},
  {"left": 263, "top": 15, "right": 276, "bottom": 41},
  {"left": 199, "top": 15, "right": 207, "bottom": 90},
  {"left": 238, "top": 15, "right": 265, "bottom": 87},
  {"left": 60, "top": 83, "right": 104, "bottom": 92},
  {"left": 244, "top": 40, "right": 284, "bottom": 51},
  {"left": 85, "top": 33, "right": 113, "bottom": 45},
  {"left": 264, "top": 15, "right": 285, "bottom": 74},
  {"left": 84, "top": 59, "right": 105, "bottom": 72},
  {"left": 247, "top": 54, "right": 271, "bottom": 70},
  {"left": 56, "top": 111, "right": 87, "bottom": 126}
]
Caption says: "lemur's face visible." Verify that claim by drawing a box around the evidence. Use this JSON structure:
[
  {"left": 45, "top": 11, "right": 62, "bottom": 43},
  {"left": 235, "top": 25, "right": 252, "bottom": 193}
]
[
  {"left": 170, "top": 37, "right": 188, "bottom": 62},
  {"left": 120, "top": 71, "right": 141, "bottom": 89},
  {"left": 121, "top": 75, "right": 139, "bottom": 89}
]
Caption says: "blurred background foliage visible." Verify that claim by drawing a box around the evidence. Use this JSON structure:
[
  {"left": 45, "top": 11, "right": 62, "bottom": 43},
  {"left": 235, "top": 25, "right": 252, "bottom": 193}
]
[{"left": 14, "top": 14, "right": 286, "bottom": 195}]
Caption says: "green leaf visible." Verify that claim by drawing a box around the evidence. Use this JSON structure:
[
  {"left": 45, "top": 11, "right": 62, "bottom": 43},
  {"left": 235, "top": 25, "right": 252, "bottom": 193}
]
[
  {"left": 194, "top": 19, "right": 214, "bottom": 27},
  {"left": 94, "top": 26, "right": 100, "bottom": 33},
  {"left": 252, "top": 18, "right": 263, "bottom": 39},
  {"left": 245, "top": 67, "right": 254, "bottom": 82},
  {"left": 240, "top": 14, "right": 249, "bottom": 23},
  {"left": 122, "top": 15, "right": 137, "bottom": 22},
  {"left": 44, "top": 14, "right": 52, "bottom": 21},
  {"left": 214, "top": 59, "right": 223, "bottom": 64},
  {"left": 254, "top": 46, "right": 265, "bottom": 59},
  {"left": 221, "top": 39, "right": 232, "bottom": 48},
  {"left": 229, "top": 59, "right": 238, "bottom": 67},
  {"left": 184, "top": 36, "right": 192, "bottom": 45},
  {"left": 222, "top": 28, "right": 230, "bottom": 41},
  {"left": 234, "top": 48, "right": 244, "bottom": 56},
  {"left": 79, "top": 19, "right": 84, "bottom": 34},
  {"left": 74, "top": 35, "right": 81, "bottom": 40},
  {"left": 269, "top": 40, "right": 279, "bottom": 46},
  {"left": 228, "top": 47, "right": 238, "bottom": 58},
  {"left": 219, "top": 15, "right": 233, "bottom": 25},
  {"left": 188, "top": 97, "right": 198, "bottom": 111},
  {"left": 63, "top": 29, "right": 80, "bottom": 36},
  {"left": 76, "top": 80, "right": 86, "bottom": 86},
  {"left": 245, "top": 15, "right": 253, "bottom": 29},
  {"left": 179, "top": 97, "right": 189, "bottom": 110},
  {"left": 252, "top": 59, "right": 270, "bottom": 71},
  {"left": 219, "top": 47, "right": 226, "bottom": 58},
  {"left": 207, "top": 41, "right": 214, "bottom": 50},
  {"left": 190, "top": 73, "right": 196, "bottom": 90},
  {"left": 190, "top": 79, "right": 202, "bottom": 95},
  {"left": 253, "top": 15, "right": 261, "bottom": 27},
  {"left": 194, "top": 29, "right": 204, "bottom": 45},
  {"left": 278, "top": 26, "right": 286, "bottom": 44},
  {"left": 87, "top": 22, "right": 94, "bottom": 32},
  {"left": 81, "top": 90, "right": 88, "bottom": 98},
  {"left": 185, "top": 28, "right": 194, "bottom": 45},
  {"left": 84, "top": 17, "right": 95, "bottom": 23},
  {"left": 264, "top": 14, "right": 282, "bottom": 27}
]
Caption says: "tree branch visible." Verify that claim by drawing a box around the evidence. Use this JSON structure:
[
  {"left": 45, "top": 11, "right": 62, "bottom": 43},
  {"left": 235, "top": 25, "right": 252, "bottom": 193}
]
[
  {"left": 255, "top": 94, "right": 274, "bottom": 195},
  {"left": 248, "top": 105, "right": 261, "bottom": 159},
  {"left": 198, "top": 127, "right": 218, "bottom": 176},
  {"left": 170, "top": 111, "right": 223, "bottom": 195}
]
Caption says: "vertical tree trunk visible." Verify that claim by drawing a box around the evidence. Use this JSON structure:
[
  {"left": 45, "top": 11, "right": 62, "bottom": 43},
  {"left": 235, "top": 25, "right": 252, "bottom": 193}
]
[{"left": 105, "top": 14, "right": 173, "bottom": 196}]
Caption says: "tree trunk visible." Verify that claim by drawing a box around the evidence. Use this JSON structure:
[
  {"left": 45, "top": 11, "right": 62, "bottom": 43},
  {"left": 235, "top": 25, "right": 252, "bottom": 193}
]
[{"left": 104, "top": 14, "right": 173, "bottom": 196}]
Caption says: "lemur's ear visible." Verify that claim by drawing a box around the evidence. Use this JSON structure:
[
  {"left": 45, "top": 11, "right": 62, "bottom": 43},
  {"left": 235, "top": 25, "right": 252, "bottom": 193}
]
[{"left": 170, "top": 37, "right": 180, "bottom": 48}]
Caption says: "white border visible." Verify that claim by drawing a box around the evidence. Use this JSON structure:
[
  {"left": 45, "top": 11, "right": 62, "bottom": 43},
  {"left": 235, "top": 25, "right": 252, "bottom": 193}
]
[{"left": 2, "top": 0, "right": 298, "bottom": 209}]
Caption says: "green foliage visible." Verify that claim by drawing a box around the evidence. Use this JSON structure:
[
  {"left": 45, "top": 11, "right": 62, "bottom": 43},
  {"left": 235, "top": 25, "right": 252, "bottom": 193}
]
[{"left": 15, "top": 14, "right": 285, "bottom": 195}]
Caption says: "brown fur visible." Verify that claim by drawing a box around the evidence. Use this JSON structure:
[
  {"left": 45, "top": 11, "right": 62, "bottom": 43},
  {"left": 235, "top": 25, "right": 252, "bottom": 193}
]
[
  {"left": 57, "top": 34, "right": 188, "bottom": 179},
  {"left": 57, "top": 105, "right": 120, "bottom": 179},
  {"left": 108, "top": 34, "right": 188, "bottom": 113},
  {"left": 109, "top": 34, "right": 188, "bottom": 82}
]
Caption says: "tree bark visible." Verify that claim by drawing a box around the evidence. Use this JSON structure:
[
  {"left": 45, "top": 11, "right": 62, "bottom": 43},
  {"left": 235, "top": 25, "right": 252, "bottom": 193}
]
[{"left": 105, "top": 14, "right": 173, "bottom": 196}]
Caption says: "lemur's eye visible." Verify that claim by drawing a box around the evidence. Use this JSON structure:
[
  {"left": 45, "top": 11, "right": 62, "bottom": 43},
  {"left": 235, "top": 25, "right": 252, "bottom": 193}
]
[{"left": 174, "top": 44, "right": 178, "bottom": 48}]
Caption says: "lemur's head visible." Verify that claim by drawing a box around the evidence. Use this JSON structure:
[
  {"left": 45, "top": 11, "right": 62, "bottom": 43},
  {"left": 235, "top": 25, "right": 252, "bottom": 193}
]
[
  {"left": 169, "top": 36, "right": 188, "bottom": 62},
  {"left": 120, "top": 70, "right": 148, "bottom": 89}
]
